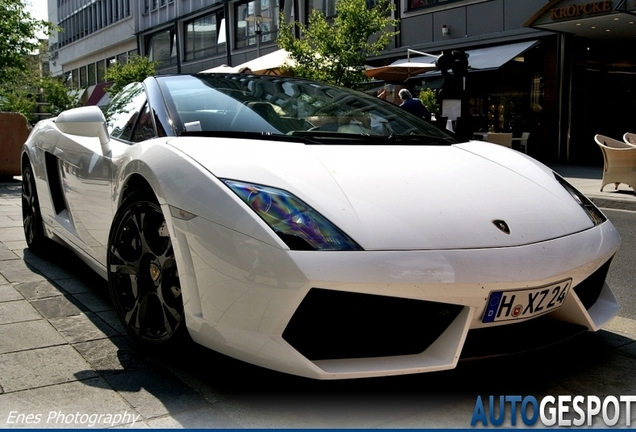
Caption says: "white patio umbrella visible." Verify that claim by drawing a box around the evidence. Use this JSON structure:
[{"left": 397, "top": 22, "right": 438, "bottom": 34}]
[
  {"left": 233, "top": 49, "right": 296, "bottom": 75},
  {"left": 365, "top": 56, "right": 438, "bottom": 82},
  {"left": 201, "top": 64, "right": 240, "bottom": 73}
]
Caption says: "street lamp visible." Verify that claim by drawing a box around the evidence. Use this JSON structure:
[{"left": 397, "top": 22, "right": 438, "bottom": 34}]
[{"left": 246, "top": 14, "right": 272, "bottom": 57}]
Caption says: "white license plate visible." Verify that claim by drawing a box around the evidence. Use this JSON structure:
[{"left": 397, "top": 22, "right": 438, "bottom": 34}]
[{"left": 482, "top": 279, "right": 572, "bottom": 323}]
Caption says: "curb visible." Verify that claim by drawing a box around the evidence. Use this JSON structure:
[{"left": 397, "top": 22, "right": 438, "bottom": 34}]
[{"left": 590, "top": 197, "right": 636, "bottom": 212}]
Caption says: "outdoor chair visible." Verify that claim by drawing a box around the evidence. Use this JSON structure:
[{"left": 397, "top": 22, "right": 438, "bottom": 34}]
[
  {"left": 512, "top": 132, "right": 530, "bottom": 153},
  {"left": 623, "top": 132, "right": 636, "bottom": 147},
  {"left": 486, "top": 132, "right": 513, "bottom": 148},
  {"left": 595, "top": 134, "right": 636, "bottom": 192}
]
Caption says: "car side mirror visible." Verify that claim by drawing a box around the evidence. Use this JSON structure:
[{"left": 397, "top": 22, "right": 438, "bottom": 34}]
[{"left": 56, "top": 106, "right": 110, "bottom": 150}]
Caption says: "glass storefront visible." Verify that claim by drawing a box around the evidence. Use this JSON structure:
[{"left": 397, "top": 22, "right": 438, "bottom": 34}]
[
  {"left": 569, "top": 37, "right": 636, "bottom": 165},
  {"left": 367, "top": 38, "right": 559, "bottom": 158}
]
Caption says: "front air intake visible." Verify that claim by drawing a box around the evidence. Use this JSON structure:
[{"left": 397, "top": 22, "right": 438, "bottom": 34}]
[
  {"left": 573, "top": 258, "right": 613, "bottom": 310},
  {"left": 283, "top": 288, "right": 462, "bottom": 361}
]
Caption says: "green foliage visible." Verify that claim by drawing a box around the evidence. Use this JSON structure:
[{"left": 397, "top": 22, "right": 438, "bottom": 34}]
[
  {"left": 278, "top": 0, "right": 398, "bottom": 88},
  {"left": 0, "top": 0, "right": 53, "bottom": 83},
  {"left": 0, "top": 88, "right": 37, "bottom": 121},
  {"left": 0, "top": 43, "right": 43, "bottom": 121},
  {"left": 39, "top": 75, "right": 83, "bottom": 116},
  {"left": 419, "top": 88, "right": 438, "bottom": 114},
  {"left": 105, "top": 55, "right": 159, "bottom": 95}
]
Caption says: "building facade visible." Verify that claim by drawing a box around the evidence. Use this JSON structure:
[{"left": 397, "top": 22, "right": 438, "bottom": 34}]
[
  {"left": 48, "top": 0, "right": 137, "bottom": 97},
  {"left": 378, "top": 0, "right": 636, "bottom": 164},
  {"left": 48, "top": 0, "right": 636, "bottom": 164}
]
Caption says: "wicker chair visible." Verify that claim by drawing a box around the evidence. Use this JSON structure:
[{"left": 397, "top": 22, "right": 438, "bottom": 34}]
[
  {"left": 486, "top": 132, "right": 513, "bottom": 148},
  {"left": 512, "top": 132, "right": 530, "bottom": 153},
  {"left": 595, "top": 134, "right": 636, "bottom": 192},
  {"left": 623, "top": 132, "right": 636, "bottom": 147}
]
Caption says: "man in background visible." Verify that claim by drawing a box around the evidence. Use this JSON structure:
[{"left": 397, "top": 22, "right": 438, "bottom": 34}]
[{"left": 398, "top": 89, "right": 431, "bottom": 122}]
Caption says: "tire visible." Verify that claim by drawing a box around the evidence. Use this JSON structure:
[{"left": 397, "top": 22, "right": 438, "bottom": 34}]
[
  {"left": 107, "top": 193, "right": 185, "bottom": 346},
  {"left": 22, "top": 163, "right": 47, "bottom": 253}
]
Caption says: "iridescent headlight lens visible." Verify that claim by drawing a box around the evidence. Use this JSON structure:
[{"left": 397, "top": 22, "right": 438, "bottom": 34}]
[
  {"left": 223, "top": 180, "right": 361, "bottom": 251},
  {"left": 554, "top": 173, "right": 606, "bottom": 225}
]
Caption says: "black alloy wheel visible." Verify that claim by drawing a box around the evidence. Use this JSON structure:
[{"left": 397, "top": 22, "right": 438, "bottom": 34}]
[
  {"left": 107, "top": 193, "right": 185, "bottom": 345},
  {"left": 21, "top": 163, "right": 46, "bottom": 253}
]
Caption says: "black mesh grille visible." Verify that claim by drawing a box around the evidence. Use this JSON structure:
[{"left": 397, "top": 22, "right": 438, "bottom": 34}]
[
  {"left": 573, "top": 258, "right": 613, "bottom": 310},
  {"left": 283, "top": 288, "right": 463, "bottom": 361}
]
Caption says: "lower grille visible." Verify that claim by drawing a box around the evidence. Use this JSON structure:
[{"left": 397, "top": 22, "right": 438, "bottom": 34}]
[
  {"left": 461, "top": 316, "right": 587, "bottom": 360},
  {"left": 283, "top": 288, "right": 463, "bottom": 361},
  {"left": 573, "top": 258, "right": 613, "bottom": 310}
]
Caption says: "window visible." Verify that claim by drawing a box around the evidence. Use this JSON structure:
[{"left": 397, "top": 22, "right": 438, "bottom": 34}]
[
  {"left": 184, "top": 10, "right": 226, "bottom": 61},
  {"left": 308, "top": 0, "right": 336, "bottom": 18},
  {"left": 408, "top": 0, "right": 464, "bottom": 11},
  {"left": 88, "top": 63, "right": 96, "bottom": 86},
  {"left": 146, "top": 28, "right": 178, "bottom": 65},
  {"left": 79, "top": 65, "right": 87, "bottom": 88},
  {"left": 235, "top": 0, "right": 279, "bottom": 48},
  {"left": 72, "top": 69, "right": 80, "bottom": 88},
  {"left": 106, "top": 85, "right": 161, "bottom": 142},
  {"left": 106, "top": 83, "right": 147, "bottom": 141},
  {"left": 131, "top": 103, "right": 157, "bottom": 142},
  {"left": 96, "top": 60, "right": 106, "bottom": 83}
]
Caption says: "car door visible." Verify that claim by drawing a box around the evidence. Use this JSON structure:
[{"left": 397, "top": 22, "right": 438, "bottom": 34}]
[{"left": 56, "top": 83, "right": 149, "bottom": 265}]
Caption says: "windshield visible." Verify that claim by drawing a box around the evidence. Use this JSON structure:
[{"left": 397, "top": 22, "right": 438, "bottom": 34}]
[{"left": 156, "top": 74, "right": 457, "bottom": 144}]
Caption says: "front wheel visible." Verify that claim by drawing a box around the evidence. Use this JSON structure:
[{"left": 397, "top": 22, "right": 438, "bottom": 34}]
[
  {"left": 107, "top": 193, "right": 185, "bottom": 346},
  {"left": 22, "top": 163, "right": 47, "bottom": 253}
]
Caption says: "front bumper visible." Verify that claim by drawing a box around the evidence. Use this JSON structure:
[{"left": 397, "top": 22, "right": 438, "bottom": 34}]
[{"left": 169, "top": 212, "right": 620, "bottom": 379}]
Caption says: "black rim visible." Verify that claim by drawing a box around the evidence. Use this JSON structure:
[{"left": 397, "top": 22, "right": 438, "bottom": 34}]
[
  {"left": 108, "top": 199, "right": 183, "bottom": 344},
  {"left": 22, "top": 165, "right": 40, "bottom": 246}
]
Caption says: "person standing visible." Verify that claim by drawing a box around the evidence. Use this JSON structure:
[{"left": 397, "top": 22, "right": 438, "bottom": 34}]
[{"left": 398, "top": 89, "right": 431, "bottom": 122}]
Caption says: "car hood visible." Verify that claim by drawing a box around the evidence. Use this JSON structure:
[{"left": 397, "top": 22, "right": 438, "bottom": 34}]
[{"left": 167, "top": 137, "right": 595, "bottom": 250}]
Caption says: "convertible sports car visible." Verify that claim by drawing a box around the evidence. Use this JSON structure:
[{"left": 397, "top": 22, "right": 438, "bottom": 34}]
[{"left": 22, "top": 73, "right": 620, "bottom": 379}]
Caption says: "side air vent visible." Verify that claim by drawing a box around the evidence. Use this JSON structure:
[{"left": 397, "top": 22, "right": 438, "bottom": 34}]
[
  {"left": 283, "top": 288, "right": 462, "bottom": 361},
  {"left": 44, "top": 152, "right": 67, "bottom": 215}
]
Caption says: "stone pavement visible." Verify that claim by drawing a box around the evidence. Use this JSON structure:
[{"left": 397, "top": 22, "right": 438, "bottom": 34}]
[{"left": 0, "top": 166, "right": 635, "bottom": 429}]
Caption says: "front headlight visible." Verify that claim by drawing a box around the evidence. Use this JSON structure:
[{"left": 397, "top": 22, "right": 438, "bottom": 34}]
[
  {"left": 223, "top": 180, "right": 362, "bottom": 251},
  {"left": 554, "top": 173, "right": 606, "bottom": 225}
]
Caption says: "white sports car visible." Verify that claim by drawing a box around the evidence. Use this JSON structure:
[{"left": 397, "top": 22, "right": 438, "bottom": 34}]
[{"left": 21, "top": 73, "right": 620, "bottom": 379}]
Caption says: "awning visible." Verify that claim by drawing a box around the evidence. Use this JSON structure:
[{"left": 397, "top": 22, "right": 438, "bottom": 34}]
[
  {"left": 411, "top": 40, "right": 540, "bottom": 80},
  {"left": 70, "top": 88, "right": 87, "bottom": 105},
  {"left": 85, "top": 82, "right": 110, "bottom": 106},
  {"left": 419, "top": 78, "right": 444, "bottom": 89},
  {"left": 465, "top": 40, "right": 540, "bottom": 71}
]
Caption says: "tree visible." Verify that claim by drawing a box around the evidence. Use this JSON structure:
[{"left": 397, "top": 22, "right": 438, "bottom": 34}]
[
  {"left": 419, "top": 88, "right": 439, "bottom": 115},
  {"left": 0, "top": 39, "right": 46, "bottom": 121},
  {"left": 105, "top": 54, "right": 159, "bottom": 95},
  {"left": 0, "top": 0, "right": 53, "bottom": 83},
  {"left": 39, "top": 75, "right": 83, "bottom": 116},
  {"left": 278, "top": 0, "right": 398, "bottom": 88}
]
